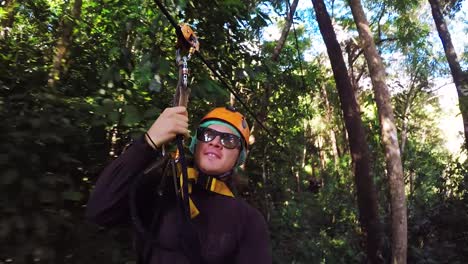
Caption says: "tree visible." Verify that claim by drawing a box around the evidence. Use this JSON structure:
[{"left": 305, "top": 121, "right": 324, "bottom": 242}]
[
  {"left": 311, "top": 0, "right": 383, "bottom": 262},
  {"left": 48, "top": 0, "right": 82, "bottom": 88},
  {"left": 428, "top": 0, "right": 468, "bottom": 151},
  {"left": 0, "top": 0, "right": 17, "bottom": 39},
  {"left": 348, "top": 0, "right": 407, "bottom": 262},
  {"left": 2, "top": 0, "right": 468, "bottom": 262}
]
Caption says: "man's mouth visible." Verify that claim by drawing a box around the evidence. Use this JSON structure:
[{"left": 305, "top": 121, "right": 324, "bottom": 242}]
[{"left": 205, "top": 151, "right": 221, "bottom": 159}]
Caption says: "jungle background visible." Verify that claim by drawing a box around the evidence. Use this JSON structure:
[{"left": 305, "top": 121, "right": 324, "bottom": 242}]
[{"left": 1, "top": 0, "right": 467, "bottom": 263}]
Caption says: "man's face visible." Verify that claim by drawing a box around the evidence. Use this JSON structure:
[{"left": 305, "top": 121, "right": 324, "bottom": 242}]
[{"left": 194, "top": 124, "right": 240, "bottom": 175}]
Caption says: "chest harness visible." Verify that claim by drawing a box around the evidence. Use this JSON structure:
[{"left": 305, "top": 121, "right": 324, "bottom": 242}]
[
  {"left": 179, "top": 166, "right": 235, "bottom": 219},
  {"left": 130, "top": 154, "right": 236, "bottom": 264}
]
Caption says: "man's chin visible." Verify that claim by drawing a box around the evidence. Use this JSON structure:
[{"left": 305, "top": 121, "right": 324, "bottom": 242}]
[{"left": 198, "top": 165, "right": 222, "bottom": 175}]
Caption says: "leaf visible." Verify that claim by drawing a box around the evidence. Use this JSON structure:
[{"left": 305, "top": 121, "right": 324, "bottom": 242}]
[
  {"left": 102, "top": 98, "right": 115, "bottom": 111},
  {"left": 0, "top": 218, "right": 11, "bottom": 239},
  {"left": 13, "top": 215, "right": 25, "bottom": 231},
  {"left": 0, "top": 154, "right": 8, "bottom": 165},
  {"left": 94, "top": 98, "right": 115, "bottom": 115},
  {"left": 22, "top": 178, "right": 36, "bottom": 191},
  {"left": 1, "top": 169, "right": 18, "bottom": 185},
  {"left": 176, "top": 0, "right": 187, "bottom": 10},
  {"left": 33, "top": 214, "right": 47, "bottom": 237},
  {"left": 122, "top": 105, "right": 142, "bottom": 126},
  {"left": 159, "top": 59, "right": 170, "bottom": 75},
  {"left": 62, "top": 191, "right": 83, "bottom": 202},
  {"left": 108, "top": 111, "right": 120, "bottom": 123},
  {"left": 39, "top": 190, "right": 56, "bottom": 204},
  {"left": 148, "top": 75, "right": 161, "bottom": 92},
  {"left": 143, "top": 107, "right": 161, "bottom": 119}
]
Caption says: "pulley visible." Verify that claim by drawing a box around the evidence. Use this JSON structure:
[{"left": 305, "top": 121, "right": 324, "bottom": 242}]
[
  {"left": 174, "top": 23, "right": 199, "bottom": 107},
  {"left": 176, "top": 23, "right": 199, "bottom": 58}
]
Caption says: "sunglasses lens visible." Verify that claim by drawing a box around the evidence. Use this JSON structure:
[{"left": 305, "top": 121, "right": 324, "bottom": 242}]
[
  {"left": 197, "top": 127, "right": 215, "bottom": 142},
  {"left": 220, "top": 134, "right": 240, "bottom": 149},
  {"left": 197, "top": 127, "right": 241, "bottom": 149}
]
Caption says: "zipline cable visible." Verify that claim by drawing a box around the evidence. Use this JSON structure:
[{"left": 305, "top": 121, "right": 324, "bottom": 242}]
[
  {"left": 153, "top": 0, "right": 179, "bottom": 29},
  {"left": 195, "top": 54, "right": 284, "bottom": 150},
  {"left": 287, "top": 0, "right": 307, "bottom": 92},
  {"left": 152, "top": 0, "right": 286, "bottom": 150}
]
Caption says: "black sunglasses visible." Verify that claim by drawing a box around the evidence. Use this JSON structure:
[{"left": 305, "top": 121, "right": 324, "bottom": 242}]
[{"left": 196, "top": 127, "right": 242, "bottom": 149}]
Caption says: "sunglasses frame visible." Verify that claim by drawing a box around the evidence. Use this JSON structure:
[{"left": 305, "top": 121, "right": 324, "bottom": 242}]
[{"left": 196, "top": 127, "right": 242, "bottom": 149}]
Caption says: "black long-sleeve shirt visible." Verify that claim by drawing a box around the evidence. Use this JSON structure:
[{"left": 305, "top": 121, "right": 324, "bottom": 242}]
[{"left": 86, "top": 137, "right": 272, "bottom": 264}]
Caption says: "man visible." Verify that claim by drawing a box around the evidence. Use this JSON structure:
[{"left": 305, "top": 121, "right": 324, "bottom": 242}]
[{"left": 86, "top": 106, "right": 272, "bottom": 264}]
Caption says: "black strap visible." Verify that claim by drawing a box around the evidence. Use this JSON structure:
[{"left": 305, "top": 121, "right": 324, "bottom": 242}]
[
  {"left": 176, "top": 135, "right": 191, "bottom": 220},
  {"left": 130, "top": 137, "right": 202, "bottom": 264},
  {"left": 130, "top": 155, "right": 172, "bottom": 264},
  {"left": 175, "top": 135, "right": 202, "bottom": 264}
]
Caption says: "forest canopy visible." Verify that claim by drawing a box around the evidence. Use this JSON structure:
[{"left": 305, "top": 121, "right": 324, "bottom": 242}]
[{"left": 1, "top": 0, "right": 467, "bottom": 263}]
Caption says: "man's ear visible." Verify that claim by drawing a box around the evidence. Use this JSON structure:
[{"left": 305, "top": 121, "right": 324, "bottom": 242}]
[{"left": 236, "top": 149, "right": 246, "bottom": 166}]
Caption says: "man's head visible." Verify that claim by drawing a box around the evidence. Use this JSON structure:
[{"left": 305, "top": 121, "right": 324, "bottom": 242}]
[{"left": 190, "top": 106, "right": 249, "bottom": 175}]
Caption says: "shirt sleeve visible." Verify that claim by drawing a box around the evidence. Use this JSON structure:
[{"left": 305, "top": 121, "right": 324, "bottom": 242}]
[
  {"left": 235, "top": 207, "right": 272, "bottom": 264},
  {"left": 85, "top": 136, "right": 161, "bottom": 227}
]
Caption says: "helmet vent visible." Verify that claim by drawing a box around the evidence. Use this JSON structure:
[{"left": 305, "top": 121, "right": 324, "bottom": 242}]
[{"left": 242, "top": 118, "right": 247, "bottom": 129}]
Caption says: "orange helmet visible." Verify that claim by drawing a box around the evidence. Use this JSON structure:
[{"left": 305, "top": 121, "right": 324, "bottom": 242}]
[{"left": 200, "top": 106, "right": 250, "bottom": 148}]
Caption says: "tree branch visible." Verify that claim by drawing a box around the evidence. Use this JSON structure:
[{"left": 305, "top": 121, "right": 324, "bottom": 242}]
[{"left": 271, "top": 0, "right": 299, "bottom": 61}]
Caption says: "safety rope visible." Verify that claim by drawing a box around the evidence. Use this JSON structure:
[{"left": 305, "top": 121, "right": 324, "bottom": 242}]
[{"left": 151, "top": 0, "right": 286, "bottom": 151}]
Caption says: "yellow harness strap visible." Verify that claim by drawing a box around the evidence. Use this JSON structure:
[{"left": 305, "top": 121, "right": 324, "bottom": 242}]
[{"left": 179, "top": 167, "right": 234, "bottom": 218}]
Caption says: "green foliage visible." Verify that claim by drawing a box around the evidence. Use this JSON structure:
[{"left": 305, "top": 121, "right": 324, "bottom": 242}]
[
  {"left": 408, "top": 159, "right": 468, "bottom": 264},
  {"left": 1, "top": 0, "right": 468, "bottom": 263},
  {"left": 441, "top": 0, "right": 465, "bottom": 18}
]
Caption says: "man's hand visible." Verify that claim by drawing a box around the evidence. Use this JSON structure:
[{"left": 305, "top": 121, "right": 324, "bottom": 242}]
[{"left": 145, "top": 106, "right": 189, "bottom": 149}]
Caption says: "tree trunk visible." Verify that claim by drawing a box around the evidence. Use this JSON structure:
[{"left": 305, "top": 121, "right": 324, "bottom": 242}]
[
  {"left": 345, "top": 40, "right": 359, "bottom": 94},
  {"left": 301, "top": 141, "right": 307, "bottom": 188},
  {"left": 428, "top": 0, "right": 468, "bottom": 151},
  {"left": 249, "top": 82, "right": 270, "bottom": 146},
  {"left": 311, "top": 0, "right": 383, "bottom": 262},
  {"left": 400, "top": 84, "right": 416, "bottom": 157},
  {"left": 230, "top": 92, "right": 236, "bottom": 106},
  {"left": 0, "top": 0, "right": 16, "bottom": 39},
  {"left": 271, "top": 0, "right": 299, "bottom": 61},
  {"left": 400, "top": 107, "right": 409, "bottom": 158},
  {"left": 48, "top": 0, "right": 83, "bottom": 88},
  {"left": 345, "top": 39, "right": 366, "bottom": 97},
  {"left": 317, "top": 134, "right": 327, "bottom": 171},
  {"left": 321, "top": 84, "right": 340, "bottom": 164},
  {"left": 348, "top": 0, "right": 407, "bottom": 263},
  {"left": 399, "top": 69, "right": 422, "bottom": 157},
  {"left": 408, "top": 170, "right": 415, "bottom": 199}
]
